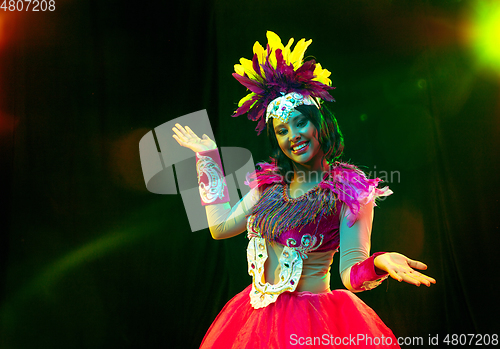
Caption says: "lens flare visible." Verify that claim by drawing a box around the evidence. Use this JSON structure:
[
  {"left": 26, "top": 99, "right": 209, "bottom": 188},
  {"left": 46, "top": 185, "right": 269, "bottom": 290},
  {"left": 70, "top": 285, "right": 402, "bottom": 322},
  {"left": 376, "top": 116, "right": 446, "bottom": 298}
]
[{"left": 466, "top": 0, "right": 500, "bottom": 74}]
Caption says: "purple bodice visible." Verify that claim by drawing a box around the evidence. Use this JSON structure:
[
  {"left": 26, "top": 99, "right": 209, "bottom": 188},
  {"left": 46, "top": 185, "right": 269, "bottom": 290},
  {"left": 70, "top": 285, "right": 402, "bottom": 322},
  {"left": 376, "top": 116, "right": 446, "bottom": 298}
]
[{"left": 254, "top": 183, "right": 342, "bottom": 253}]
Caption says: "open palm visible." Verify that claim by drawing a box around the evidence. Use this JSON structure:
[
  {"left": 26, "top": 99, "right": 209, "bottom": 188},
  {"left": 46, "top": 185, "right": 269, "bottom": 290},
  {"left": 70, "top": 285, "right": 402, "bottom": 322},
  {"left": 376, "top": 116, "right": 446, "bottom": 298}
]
[
  {"left": 172, "top": 123, "right": 216, "bottom": 153},
  {"left": 374, "top": 252, "right": 436, "bottom": 287}
]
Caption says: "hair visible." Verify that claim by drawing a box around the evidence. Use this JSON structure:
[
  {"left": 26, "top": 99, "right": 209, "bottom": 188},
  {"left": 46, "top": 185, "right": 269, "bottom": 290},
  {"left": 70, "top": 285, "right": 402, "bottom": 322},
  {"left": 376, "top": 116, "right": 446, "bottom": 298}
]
[{"left": 266, "top": 103, "right": 344, "bottom": 182}]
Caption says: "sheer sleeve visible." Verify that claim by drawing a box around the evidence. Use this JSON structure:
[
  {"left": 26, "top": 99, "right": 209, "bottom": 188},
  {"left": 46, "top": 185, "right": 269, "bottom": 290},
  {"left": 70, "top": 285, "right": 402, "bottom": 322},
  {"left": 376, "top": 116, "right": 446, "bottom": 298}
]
[
  {"left": 206, "top": 187, "right": 261, "bottom": 240},
  {"left": 339, "top": 202, "right": 388, "bottom": 292}
]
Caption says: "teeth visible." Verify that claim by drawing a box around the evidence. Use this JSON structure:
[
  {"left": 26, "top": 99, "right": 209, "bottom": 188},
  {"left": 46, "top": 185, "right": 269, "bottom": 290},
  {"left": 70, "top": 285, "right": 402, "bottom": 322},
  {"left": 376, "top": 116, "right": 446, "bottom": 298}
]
[{"left": 293, "top": 142, "right": 308, "bottom": 151}]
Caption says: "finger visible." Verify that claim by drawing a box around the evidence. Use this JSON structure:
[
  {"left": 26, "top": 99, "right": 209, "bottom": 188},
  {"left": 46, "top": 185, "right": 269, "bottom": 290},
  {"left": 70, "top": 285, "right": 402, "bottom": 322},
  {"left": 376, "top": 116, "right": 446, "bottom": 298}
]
[
  {"left": 389, "top": 269, "right": 420, "bottom": 286},
  {"left": 185, "top": 126, "right": 201, "bottom": 140},
  {"left": 172, "top": 127, "right": 190, "bottom": 143},
  {"left": 172, "top": 134, "right": 187, "bottom": 147},
  {"left": 403, "top": 268, "right": 437, "bottom": 286},
  {"left": 411, "top": 272, "right": 436, "bottom": 286},
  {"left": 388, "top": 269, "right": 403, "bottom": 282},
  {"left": 406, "top": 272, "right": 430, "bottom": 286},
  {"left": 402, "top": 270, "right": 437, "bottom": 287},
  {"left": 174, "top": 123, "right": 191, "bottom": 139},
  {"left": 406, "top": 258, "right": 428, "bottom": 270},
  {"left": 399, "top": 272, "right": 422, "bottom": 286}
]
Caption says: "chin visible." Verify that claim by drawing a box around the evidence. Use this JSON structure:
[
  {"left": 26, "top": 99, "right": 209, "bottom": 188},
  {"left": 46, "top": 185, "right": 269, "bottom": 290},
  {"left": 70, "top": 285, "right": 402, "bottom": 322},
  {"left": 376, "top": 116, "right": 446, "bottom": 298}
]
[
  {"left": 290, "top": 152, "right": 319, "bottom": 166},
  {"left": 291, "top": 155, "right": 313, "bottom": 164}
]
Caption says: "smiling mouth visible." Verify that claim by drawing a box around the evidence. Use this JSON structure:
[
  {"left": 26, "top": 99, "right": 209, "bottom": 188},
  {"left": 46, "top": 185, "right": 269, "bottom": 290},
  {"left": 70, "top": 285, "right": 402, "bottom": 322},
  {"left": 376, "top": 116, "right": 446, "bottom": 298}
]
[{"left": 291, "top": 141, "right": 309, "bottom": 154}]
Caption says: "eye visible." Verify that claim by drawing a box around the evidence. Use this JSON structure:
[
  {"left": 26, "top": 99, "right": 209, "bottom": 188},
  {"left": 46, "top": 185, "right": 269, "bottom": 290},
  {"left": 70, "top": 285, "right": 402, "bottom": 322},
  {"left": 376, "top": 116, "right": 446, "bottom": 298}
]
[
  {"left": 276, "top": 129, "right": 288, "bottom": 136},
  {"left": 297, "top": 119, "right": 308, "bottom": 127}
]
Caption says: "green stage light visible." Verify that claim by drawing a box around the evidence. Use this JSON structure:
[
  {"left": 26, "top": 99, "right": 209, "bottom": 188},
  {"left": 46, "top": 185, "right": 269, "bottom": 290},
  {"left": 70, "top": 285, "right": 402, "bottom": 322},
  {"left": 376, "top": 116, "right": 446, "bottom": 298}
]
[{"left": 470, "top": 1, "right": 500, "bottom": 74}]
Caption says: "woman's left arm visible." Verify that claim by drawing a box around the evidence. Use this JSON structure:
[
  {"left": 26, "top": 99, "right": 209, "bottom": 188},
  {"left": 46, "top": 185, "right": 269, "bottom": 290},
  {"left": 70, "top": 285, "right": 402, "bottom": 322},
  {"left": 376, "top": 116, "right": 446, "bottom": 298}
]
[{"left": 339, "top": 202, "right": 435, "bottom": 292}]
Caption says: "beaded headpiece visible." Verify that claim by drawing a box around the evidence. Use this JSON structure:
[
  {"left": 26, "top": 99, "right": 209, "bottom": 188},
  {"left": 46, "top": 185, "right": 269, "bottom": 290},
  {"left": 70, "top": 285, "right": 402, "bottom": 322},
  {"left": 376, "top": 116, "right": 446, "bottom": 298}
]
[{"left": 232, "top": 31, "right": 335, "bottom": 134}]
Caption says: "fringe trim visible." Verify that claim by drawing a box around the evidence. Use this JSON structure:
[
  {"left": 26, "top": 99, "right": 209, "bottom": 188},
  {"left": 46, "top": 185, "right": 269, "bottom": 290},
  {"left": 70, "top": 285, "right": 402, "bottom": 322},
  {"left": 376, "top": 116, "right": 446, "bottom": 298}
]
[
  {"left": 248, "top": 161, "right": 392, "bottom": 239},
  {"left": 250, "top": 184, "right": 338, "bottom": 241}
]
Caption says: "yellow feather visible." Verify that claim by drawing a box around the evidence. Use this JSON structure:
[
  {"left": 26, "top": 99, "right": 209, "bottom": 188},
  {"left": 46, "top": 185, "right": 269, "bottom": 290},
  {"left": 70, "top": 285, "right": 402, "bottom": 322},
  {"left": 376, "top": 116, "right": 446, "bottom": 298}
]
[
  {"left": 266, "top": 31, "right": 285, "bottom": 51},
  {"left": 240, "top": 57, "right": 263, "bottom": 81},
  {"left": 266, "top": 31, "right": 285, "bottom": 68},
  {"left": 253, "top": 41, "right": 266, "bottom": 65},
  {"left": 289, "top": 38, "right": 312, "bottom": 69},
  {"left": 253, "top": 41, "right": 266, "bottom": 76},
  {"left": 283, "top": 38, "right": 294, "bottom": 64},
  {"left": 313, "top": 63, "right": 332, "bottom": 85},
  {"left": 238, "top": 92, "right": 256, "bottom": 107},
  {"left": 234, "top": 64, "right": 245, "bottom": 76}
]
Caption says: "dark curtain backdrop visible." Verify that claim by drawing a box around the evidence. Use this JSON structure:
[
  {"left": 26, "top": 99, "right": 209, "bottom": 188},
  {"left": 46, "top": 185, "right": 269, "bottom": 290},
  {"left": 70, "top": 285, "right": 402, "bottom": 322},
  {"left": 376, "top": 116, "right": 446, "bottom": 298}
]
[{"left": 1, "top": 0, "right": 499, "bottom": 348}]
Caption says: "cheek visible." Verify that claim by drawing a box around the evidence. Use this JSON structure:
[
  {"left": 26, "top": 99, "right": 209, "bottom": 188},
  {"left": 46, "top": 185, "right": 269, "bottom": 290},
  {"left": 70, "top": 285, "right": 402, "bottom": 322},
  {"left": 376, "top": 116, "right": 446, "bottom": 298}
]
[
  {"left": 307, "top": 125, "right": 319, "bottom": 142},
  {"left": 277, "top": 137, "right": 289, "bottom": 153},
  {"left": 309, "top": 127, "right": 322, "bottom": 150}
]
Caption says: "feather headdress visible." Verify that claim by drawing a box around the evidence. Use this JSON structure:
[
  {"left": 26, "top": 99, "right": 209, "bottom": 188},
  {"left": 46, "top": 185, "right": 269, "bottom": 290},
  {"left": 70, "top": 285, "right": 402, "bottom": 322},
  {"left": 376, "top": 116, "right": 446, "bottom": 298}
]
[{"left": 232, "top": 31, "right": 335, "bottom": 134}]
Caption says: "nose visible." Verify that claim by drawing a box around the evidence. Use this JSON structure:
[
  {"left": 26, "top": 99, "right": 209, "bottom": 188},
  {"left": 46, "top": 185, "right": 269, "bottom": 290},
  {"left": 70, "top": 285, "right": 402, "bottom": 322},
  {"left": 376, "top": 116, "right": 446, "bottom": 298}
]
[{"left": 289, "top": 129, "right": 301, "bottom": 143}]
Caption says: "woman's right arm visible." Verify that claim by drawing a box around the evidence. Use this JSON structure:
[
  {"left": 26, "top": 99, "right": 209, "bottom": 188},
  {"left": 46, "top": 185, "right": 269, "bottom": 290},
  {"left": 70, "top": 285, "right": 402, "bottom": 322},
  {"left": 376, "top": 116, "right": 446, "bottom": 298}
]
[
  {"left": 205, "top": 187, "right": 260, "bottom": 239},
  {"left": 172, "top": 123, "right": 259, "bottom": 240}
]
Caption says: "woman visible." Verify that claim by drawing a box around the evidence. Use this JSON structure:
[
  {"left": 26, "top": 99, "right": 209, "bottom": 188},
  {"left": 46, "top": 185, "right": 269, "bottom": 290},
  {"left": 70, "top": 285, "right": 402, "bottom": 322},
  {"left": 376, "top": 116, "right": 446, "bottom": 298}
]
[{"left": 172, "top": 31, "right": 435, "bottom": 348}]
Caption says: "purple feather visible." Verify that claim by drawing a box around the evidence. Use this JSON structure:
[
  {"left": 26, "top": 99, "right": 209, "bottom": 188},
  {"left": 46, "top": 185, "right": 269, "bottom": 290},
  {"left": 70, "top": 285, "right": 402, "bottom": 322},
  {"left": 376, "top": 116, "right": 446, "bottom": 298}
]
[
  {"left": 233, "top": 95, "right": 259, "bottom": 117},
  {"left": 232, "top": 73, "right": 266, "bottom": 94},
  {"left": 252, "top": 53, "right": 262, "bottom": 78}
]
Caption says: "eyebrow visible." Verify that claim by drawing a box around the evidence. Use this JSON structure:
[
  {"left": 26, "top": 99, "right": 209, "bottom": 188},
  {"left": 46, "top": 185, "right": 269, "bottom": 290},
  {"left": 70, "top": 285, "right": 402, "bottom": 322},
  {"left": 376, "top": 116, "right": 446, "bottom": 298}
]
[
  {"left": 273, "top": 123, "right": 286, "bottom": 131},
  {"left": 289, "top": 115, "right": 306, "bottom": 126},
  {"left": 273, "top": 115, "right": 306, "bottom": 131}
]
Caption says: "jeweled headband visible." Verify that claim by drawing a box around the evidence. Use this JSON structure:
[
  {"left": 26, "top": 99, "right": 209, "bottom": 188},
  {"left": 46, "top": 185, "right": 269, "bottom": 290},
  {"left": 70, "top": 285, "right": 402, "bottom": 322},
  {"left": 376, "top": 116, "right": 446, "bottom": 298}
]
[{"left": 232, "top": 31, "right": 335, "bottom": 134}]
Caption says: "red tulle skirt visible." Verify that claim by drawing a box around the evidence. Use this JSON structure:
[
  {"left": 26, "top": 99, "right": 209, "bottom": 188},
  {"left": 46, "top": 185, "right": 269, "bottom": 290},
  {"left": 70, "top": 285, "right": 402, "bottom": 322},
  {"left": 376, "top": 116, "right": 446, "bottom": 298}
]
[{"left": 200, "top": 285, "right": 400, "bottom": 348}]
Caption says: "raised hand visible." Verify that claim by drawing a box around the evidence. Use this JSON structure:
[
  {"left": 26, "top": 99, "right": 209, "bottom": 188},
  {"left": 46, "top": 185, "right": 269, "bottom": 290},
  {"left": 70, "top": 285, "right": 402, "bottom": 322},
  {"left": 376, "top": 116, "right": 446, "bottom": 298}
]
[
  {"left": 172, "top": 123, "right": 217, "bottom": 153},
  {"left": 374, "top": 252, "right": 436, "bottom": 287}
]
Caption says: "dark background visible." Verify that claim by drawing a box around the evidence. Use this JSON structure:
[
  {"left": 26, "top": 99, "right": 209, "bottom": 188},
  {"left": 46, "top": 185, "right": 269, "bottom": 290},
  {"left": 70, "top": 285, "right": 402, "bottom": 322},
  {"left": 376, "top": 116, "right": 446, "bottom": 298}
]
[{"left": 1, "top": 0, "right": 499, "bottom": 348}]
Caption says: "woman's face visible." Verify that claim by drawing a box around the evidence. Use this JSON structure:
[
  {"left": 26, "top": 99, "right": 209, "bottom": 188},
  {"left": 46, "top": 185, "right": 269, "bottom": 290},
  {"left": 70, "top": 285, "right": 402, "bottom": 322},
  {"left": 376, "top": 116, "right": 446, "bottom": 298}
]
[{"left": 272, "top": 110, "right": 323, "bottom": 167}]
